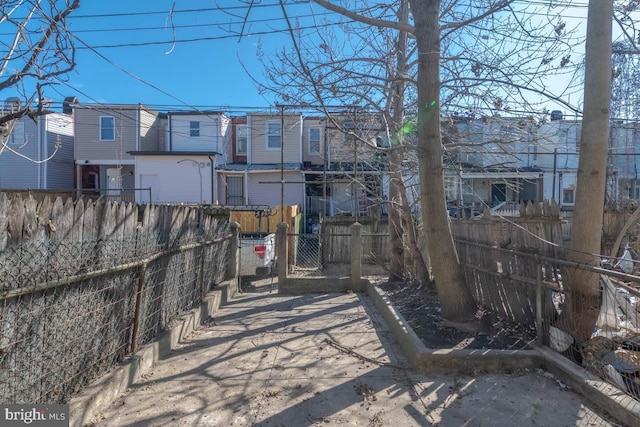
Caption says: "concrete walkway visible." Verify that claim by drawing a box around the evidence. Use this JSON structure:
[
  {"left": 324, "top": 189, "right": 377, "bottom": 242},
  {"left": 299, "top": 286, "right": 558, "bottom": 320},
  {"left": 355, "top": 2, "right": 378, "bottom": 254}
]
[{"left": 89, "top": 291, "right": 616, "bottom": 426}]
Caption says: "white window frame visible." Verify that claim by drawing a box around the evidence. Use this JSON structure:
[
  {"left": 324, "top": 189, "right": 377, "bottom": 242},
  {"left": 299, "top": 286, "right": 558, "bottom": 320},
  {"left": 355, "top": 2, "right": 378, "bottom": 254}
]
[
  {"left": 236, "top": 124, "right": 247, "bottom": 155},
  {"left": 266, "top": 121, "right": 282, "bottom": 151},
  {"left": 7, "top": 121, "right": 25, "bottom": 146},
  {"left": 190, "top": 121, "right": 200, "bottom": 137},
  {"left": 308, "top": 127, "right": 321, "bottom": 155},
  {"left": 563, "top": 188, "right": 575, "bottom": 205},
  {"left": 100, "top": 116, "right": 115, "bottom": 141}
]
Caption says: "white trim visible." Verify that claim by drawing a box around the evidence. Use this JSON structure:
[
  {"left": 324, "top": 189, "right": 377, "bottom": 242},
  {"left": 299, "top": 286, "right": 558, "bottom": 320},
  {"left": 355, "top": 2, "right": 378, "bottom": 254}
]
[
  {"left": 247, "top": 115, "right": 252, "bottom": 164},
  {"left": 308, "top": 127, "right": 321, "bottom": 155},
  {"left": 235, "top": 124, "right": 248, "bottom": 155},
  {"left": 265, "top": 120, "right": 282, "bottom": 151},
  {"left": 77, "top": 160, "right": 135, "bottom": 165},
  {"left": 460, "top": 172, "right": 543, "bottom": 179},
  {"left": 99, "top": 116, "right": 116, "bottom": 141}
]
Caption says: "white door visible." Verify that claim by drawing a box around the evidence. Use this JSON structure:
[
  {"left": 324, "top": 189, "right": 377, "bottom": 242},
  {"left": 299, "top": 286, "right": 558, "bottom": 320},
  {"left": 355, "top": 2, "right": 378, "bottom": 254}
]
[
  {"left": 140, "top": 174, "right": 159, "bottom": 203},
  {"left": 106, "top": 168, "right": 122, "bottom": 199}
]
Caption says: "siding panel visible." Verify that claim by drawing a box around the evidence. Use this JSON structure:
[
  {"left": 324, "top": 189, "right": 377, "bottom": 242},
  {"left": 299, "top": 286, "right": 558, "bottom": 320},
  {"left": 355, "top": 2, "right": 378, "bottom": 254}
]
[
  {"left": 246, "top": 171, "right": 304, "bottom": 206},
  {"left": 135, "top": 156, "right": 213, "bottom": 204},
  {"left": 0, "top": 117, "right": 39, "bottom": 188},
  {"left": 74, "top": 106, "right": 138, "bottom": 161},
  {"left": 249, "top": 114, "right": 302, "bottom": 164}
]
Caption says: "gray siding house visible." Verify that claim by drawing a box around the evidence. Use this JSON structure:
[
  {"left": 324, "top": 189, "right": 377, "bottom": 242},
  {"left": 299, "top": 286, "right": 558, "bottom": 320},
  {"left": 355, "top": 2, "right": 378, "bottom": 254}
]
[
  {"left": 73, "top": 103, "right": 161, "bottom": 201},
  {"left": 0, "top": 111, "right": 74, "bottom": 190}
]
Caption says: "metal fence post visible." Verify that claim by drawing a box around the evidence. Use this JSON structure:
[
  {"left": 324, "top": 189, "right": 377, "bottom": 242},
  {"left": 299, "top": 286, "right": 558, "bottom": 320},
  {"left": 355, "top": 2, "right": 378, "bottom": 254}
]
[
  {"left": 197, "top": 242, "right": 207, "bottom": 299},
  {"left": 351, "top": 222, "right": 362, "bottom": 285},
  {"left": 535, "top": 256, "right": 543, "bottom": 346},
  {"left": 130, "top": 261, "right": 148, "bottom": 354},
  {"left": 277, "top": 222, "right": 288, "bottom": 282},
  {"left": 227, "top": 222, "right": 240, "bottom": 280}
]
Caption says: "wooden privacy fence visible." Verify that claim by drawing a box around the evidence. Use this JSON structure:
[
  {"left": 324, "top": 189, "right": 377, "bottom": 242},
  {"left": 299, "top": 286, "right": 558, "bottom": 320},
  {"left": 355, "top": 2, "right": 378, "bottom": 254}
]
[
  {"left": 321, "top": 216, "right": 388, "bottom": 265},
  {"left": 0, "top": 193, "right": 236, "bottom": 405},
  {"left": 229, "top": 205, "right": 300, "bottom": 234},
  {"left": 0, "top": 192, "right": 232, "bottom": 251}
]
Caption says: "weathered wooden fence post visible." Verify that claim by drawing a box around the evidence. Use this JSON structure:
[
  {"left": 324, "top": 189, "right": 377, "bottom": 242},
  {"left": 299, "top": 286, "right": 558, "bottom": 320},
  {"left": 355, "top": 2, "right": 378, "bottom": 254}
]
[
  {"left": 227, "top": 222, "right": 240, "bottom": 280},
  {"left": 535, "top": 255, "right": 543, "bottom": 346},
  {"left": 351, "top": 222, "right": 362, "bottom": 286}
]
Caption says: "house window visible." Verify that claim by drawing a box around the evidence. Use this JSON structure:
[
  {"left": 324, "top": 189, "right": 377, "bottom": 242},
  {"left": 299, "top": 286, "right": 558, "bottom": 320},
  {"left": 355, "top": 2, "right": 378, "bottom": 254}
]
[
  {"left": 309, "top": 128, "right": 321, "bottom": 154},
  {"left": 100, "top": 116, "right": 115, "bottom": 141},
  {"left": 190, "top": 121, "right": 200, "bottom": 137},
  {"left": 266, "top": 121, "right": 282, "bottom": 150},
  {"left": 236, "top": 124, "right": 247, "bottom": 155},
  {"left": 226, "top": 176, "right": 244, "bottom": 205},
  {"left": 563, "top": 188, "right": 575, "bottom": 204},
  {"left": 7, "top": 121, "right": 24, "bottom": 145}
]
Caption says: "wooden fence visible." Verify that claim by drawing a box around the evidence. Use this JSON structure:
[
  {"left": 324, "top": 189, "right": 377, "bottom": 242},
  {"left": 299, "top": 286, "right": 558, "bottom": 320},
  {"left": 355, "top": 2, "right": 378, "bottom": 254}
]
[
  {"left": 229, "top": 205, "right": 300, "bottom": 234},
  {"left": 0, "top": 192, "right": 231, "bottom": 252},
  {"left": 321, "top": 216, "right": 388, "bottom": 265},
  {"left": 0, "top": 192, "right": 235, "bottom": 405}
]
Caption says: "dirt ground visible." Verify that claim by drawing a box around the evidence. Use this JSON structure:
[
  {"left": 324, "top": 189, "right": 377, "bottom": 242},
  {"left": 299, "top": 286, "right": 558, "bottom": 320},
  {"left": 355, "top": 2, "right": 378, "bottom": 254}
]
[
  {"left": 86, "top": 291, "right": 617, "bottom": 427},
  {"left": 379, "top": 280, "right": 537, "bottom": 350}
]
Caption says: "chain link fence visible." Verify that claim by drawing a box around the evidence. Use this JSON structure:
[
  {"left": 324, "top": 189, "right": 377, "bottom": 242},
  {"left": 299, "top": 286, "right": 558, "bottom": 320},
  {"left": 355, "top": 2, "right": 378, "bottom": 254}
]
[
  {"left": 456, "top": 238, "right": 640, "bottom": 402},
  {"left": 0, "top": 224, "right": 232, "bottom": 404},
  {"left": 289, "top": 233, "right": 323, "bottom": 277}
]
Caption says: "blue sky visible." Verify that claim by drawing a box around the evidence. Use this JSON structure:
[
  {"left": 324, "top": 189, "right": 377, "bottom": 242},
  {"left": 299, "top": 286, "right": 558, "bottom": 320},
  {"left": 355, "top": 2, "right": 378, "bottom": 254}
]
[
  {"left": 3, "top": 1, "right": 632, "bottom": 116},
  {"left": 66, "top": 0, "right": 322, "bottom": 111},
  {"left": 3, "top": 0, "right": 340, "bottom": 113}
]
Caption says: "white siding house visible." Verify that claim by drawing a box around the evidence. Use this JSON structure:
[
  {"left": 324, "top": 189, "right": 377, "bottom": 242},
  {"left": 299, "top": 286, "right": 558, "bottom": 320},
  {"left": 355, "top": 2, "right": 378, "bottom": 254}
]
[
  {"left": 129, "top": 111, "right": 230, "bottom": 205},
  {"left": 133, "top": 154, "right": 215, "bottom": 204},
  {"left": 167, "top": 111, "right": 230, "bottom": 161}
]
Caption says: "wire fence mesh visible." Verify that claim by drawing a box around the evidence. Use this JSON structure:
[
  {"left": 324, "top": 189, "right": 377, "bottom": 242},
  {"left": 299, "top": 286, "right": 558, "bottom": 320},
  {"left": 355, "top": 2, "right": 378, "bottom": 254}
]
[
  {"left": 0, "top": 225, "right": 232, "bottom": 405},
  {"left": 455, "top": 238, "right": 640, "bottom": 403},
  {"left": 288, "top": 233, "right": 323, "bottom": 277}
]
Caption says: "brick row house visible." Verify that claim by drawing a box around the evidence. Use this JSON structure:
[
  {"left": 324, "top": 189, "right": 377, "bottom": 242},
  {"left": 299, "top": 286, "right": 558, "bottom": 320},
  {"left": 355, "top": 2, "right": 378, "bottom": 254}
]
[{"left": 7, "top": 99, "right": 640, "bottom": 221}]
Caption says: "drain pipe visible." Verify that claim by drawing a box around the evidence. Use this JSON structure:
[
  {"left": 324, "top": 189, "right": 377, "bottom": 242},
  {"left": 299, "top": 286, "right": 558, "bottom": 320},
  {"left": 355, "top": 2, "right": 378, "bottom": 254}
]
[{"left": 208, "top": 154, "right": 217, "bottom": 204}]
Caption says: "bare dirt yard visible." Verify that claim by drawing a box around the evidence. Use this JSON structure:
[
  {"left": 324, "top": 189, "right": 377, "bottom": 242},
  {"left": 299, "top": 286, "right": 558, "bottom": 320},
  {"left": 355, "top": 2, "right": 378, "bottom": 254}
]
[{"left": 379, "top": 280, "right": 537, "bottom": 350}]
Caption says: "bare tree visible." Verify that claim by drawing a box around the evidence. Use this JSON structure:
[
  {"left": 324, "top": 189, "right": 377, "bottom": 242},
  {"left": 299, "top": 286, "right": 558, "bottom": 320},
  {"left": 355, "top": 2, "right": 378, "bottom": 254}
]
[
  {"left": 245, "top": 0, "right": 584, "bottom": 322},
  {"left": 563, "top": 0, "right": 614, "bottom": 345},
  {"left": 0, "top": 0, "right": 80, "bottom": 145}
]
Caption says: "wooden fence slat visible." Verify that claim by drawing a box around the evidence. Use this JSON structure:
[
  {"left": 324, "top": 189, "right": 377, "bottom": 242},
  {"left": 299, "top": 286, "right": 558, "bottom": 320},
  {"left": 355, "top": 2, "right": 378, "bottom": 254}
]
[
  {"left": 35, "top": 196, "right": 53, "bottom": 241},
  {"left": 7, "top": 195, "right": 25, "bottom": 248},
  {"left": 22, "top": 196, "right": 38, "bottom": 242},
  {"left": 0, "top": 193, "right": 8, "bottom": 251},
  {"left": 72, "top": 199, "right": 85, "bottom": 243}
]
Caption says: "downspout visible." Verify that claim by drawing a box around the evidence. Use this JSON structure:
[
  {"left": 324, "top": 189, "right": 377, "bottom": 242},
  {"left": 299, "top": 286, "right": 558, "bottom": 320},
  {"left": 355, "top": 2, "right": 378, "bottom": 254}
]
[
  {"left": 208, "top": 154, "right": 217, "bottom": 204},
  {"left": 168, "top": 112, "right": 173, "bottom": 151},
  {"left": 37, "top": 117, "right": 43, "bottom": 189},
  {"left": 247, "top": 115, "right": 251, "bottom": 165},
  {"left": 42, "top": 117, "right": 48, "bottom": 189},
  {"left": 136, "top": 104, "right": 140, "bottom": 151},
  {"left": 244, "top": 169, "right": 249, "bottom": 205}
]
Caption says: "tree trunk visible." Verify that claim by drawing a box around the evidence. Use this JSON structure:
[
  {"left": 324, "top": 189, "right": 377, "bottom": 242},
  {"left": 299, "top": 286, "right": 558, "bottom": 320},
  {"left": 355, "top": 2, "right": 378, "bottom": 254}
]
[
  {"left": 565, "top": 0, "right": 613, "bottom": 344},
  {"left": 409, "top": 0, "right": 476, "bottom": 321},
  {"left": 387, "top": 0, "right": 409, "bottom": 282}
]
